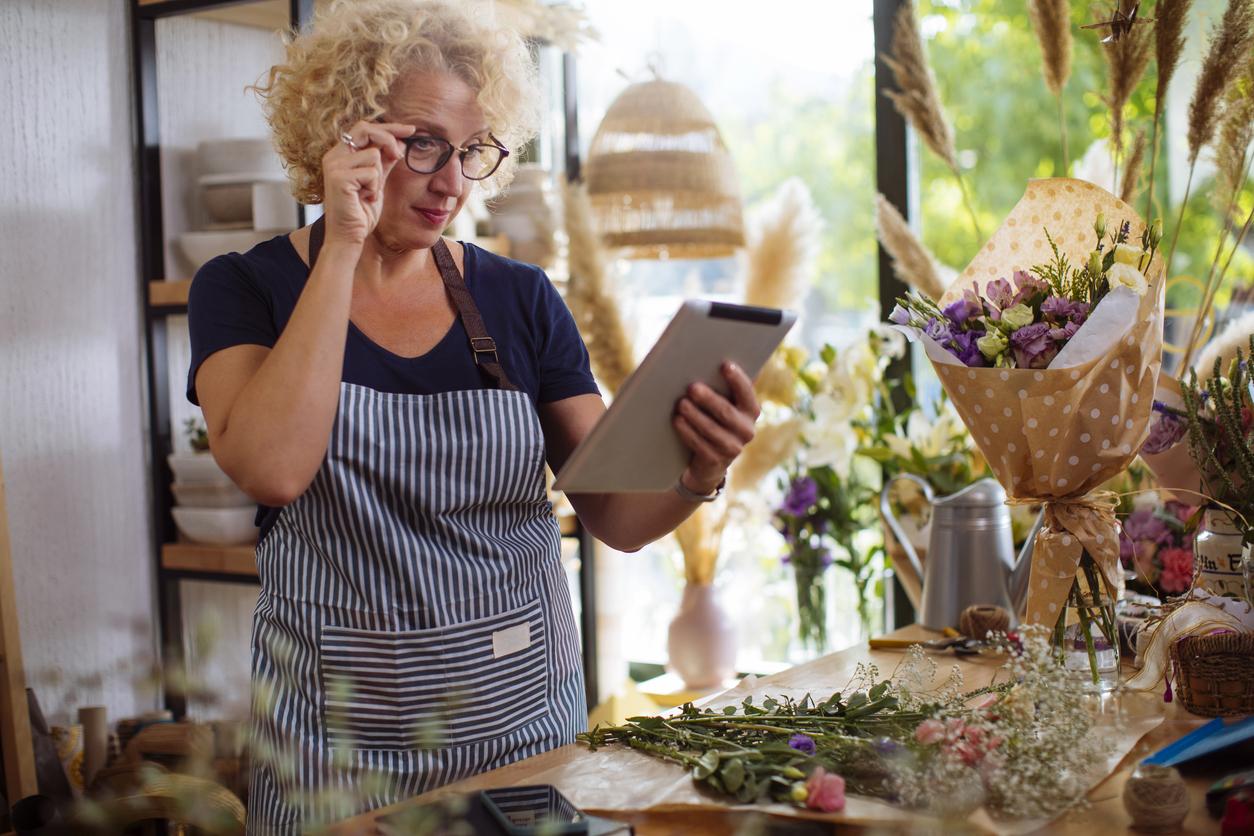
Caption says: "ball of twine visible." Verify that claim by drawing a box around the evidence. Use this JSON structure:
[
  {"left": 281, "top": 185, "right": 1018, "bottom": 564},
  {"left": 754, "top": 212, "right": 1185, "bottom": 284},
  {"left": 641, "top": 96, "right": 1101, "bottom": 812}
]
[
  {"left": 958, "top": 605, "right": 1011, "bottom": 639},
  {"left": 1122, "top": 764, "right": 1189, "bottom": 831}
]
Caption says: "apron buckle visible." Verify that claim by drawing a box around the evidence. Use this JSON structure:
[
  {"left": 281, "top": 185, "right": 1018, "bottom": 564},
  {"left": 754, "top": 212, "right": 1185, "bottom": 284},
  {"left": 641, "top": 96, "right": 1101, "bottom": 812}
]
[{"left": 470, "top": 336, "right": 500, "bottom": 366}]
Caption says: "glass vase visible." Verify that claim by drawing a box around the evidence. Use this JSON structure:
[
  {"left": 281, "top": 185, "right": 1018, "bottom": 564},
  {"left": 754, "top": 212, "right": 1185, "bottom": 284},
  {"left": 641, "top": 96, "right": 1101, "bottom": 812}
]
[
  {"left": 1049, "top": 552, "right": 1120, "bottom": 691},
  {"left": 1194, "top": 508, "right": 1248, "bottom": 600}
]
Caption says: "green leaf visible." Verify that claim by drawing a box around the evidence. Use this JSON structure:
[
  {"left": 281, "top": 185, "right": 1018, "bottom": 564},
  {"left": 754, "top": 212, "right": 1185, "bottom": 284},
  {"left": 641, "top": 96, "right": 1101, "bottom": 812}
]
[
  {"left": 722, "top": 705, "right": 737, "bottom": 716},
  {"left": 820, "top": 344, "right": 836, "bottom": 365},
  {"left": 736, "top": 775, "right": 759, "bottom": 803},
  {"left": 720, "top": 758, "right": 747, "bottom": 793},
  {"left": 628, "top": 716, "right": 664, "bottom": 730},
  {"left": 869, "top": 681, "right": 889, "bottom": 701},
  {"left": 693, "top": 750, "right": 721, "bottom": 780}
]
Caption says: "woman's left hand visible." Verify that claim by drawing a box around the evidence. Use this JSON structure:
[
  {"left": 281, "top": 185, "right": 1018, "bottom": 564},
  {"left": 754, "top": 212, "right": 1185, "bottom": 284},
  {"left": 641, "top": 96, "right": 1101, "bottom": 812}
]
[{"left": 673, "top": 361, "right": 760, "bottom": 495}]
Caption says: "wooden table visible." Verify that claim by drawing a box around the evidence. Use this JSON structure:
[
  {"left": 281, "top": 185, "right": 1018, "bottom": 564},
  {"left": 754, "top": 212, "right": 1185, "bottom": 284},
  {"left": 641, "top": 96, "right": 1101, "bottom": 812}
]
[{"left": 334, "top": 626, "right": 1229, "bottom": 835}]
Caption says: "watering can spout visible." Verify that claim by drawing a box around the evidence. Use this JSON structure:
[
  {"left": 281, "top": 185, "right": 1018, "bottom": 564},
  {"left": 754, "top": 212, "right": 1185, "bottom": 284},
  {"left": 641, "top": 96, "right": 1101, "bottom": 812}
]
[{"left": 1006, "top": 508, "right": 1045, "bottom": 615}]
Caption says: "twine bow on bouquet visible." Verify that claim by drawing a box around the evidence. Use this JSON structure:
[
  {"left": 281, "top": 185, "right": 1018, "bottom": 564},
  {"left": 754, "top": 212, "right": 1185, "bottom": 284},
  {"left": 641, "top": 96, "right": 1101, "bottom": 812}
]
[{"left": 890, "top": 179, "right": 1166, "bottom": 675}]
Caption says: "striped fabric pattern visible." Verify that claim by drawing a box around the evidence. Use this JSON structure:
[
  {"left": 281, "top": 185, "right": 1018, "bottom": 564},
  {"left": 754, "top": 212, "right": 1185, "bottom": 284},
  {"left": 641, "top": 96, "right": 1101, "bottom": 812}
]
[{"left": 246, "top": 384, "right": 585, "bottom": 835}]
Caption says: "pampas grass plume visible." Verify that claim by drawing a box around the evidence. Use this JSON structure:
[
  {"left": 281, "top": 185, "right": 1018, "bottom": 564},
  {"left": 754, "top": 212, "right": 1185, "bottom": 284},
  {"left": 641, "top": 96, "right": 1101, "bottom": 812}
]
[
  {"left": 1028, "top": 0, "right": 1072, "bottom": 96},
  {"left": 876, "top": 194, "right": 947, "bottom": 299},
  {"left": 1187, "top": 0, "right": 1254, "bottom": 163},
  {"left": 1193, "top": 310, "right": 1254, "bottom": 380},
  {"left": 562, "top": 180, "right": 636, "bottom": 396},
  {"left": 1120, "top": 128, "right": 1148, "bottom": 204}
]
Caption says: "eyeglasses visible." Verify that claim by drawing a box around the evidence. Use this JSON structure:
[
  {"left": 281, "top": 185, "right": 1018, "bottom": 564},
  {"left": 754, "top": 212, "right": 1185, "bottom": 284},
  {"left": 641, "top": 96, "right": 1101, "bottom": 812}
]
[{"left": 401, "top": 133, "right": 509, "bottom": 180}]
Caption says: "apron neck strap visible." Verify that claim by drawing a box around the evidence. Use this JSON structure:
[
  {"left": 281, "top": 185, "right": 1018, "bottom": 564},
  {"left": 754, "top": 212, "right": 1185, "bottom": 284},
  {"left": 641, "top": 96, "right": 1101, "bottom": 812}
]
[{"left": 306, "top": 216, "right": 518, "bottom": 392}]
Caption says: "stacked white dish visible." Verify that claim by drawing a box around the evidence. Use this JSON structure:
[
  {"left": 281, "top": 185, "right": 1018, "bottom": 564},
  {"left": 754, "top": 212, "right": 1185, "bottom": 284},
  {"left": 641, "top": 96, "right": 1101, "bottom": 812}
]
[
  {"left": 168, "top": 452, "right": 257, "bottom": 546},
  {"left": 177, "top": 138, "right": 297, "bottom": 274},
  {"left": 487, "top": 164, "right": 557, "bottom": 268}
]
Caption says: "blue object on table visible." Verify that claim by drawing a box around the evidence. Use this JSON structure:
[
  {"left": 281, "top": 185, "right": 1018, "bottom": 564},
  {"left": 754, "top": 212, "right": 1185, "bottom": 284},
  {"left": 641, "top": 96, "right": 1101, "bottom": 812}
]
[{"left": 1143, "top": 717, "right": 1254, "bottom": 767}]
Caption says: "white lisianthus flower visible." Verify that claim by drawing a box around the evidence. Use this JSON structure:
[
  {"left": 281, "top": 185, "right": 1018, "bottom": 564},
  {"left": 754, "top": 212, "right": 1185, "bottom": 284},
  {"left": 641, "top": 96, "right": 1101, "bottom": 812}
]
[
  {"left": 1112, "top": 242, "right": 1145, "bottom": 266},
  {"left": 1107, "top": 262, "right": 1148, "bottom": 295}
]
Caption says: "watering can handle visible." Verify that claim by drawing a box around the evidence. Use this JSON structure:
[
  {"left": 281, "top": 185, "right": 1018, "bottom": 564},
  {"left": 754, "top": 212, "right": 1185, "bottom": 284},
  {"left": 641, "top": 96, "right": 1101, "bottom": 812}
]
[{"left": 880, "top": 473, "right": 934, "bottom": 583}]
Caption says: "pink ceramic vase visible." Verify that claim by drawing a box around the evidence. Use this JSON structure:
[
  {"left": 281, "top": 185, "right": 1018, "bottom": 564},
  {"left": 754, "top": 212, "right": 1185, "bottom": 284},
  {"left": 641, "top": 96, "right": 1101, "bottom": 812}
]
[{"left": 666, "top": 583, "right": 737, "bottom": 690}]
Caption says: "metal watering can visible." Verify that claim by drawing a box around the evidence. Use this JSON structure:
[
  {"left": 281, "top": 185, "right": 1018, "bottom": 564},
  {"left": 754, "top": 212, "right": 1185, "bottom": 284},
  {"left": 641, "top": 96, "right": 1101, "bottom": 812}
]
[{"left": 881, "top": 475, "right": 1042, "bottom": 631}]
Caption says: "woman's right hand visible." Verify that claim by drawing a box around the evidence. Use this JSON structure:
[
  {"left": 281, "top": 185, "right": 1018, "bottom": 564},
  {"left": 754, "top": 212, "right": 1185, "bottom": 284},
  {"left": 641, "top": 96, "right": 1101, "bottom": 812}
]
[{"left": 320, "top": 120, "right": 414, "bottom": 247}]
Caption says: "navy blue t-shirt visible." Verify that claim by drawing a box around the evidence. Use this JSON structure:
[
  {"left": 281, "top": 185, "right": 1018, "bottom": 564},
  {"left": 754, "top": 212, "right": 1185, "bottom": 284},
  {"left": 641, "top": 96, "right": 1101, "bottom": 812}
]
[
  {"left": 185, "top": 234, "right": 599, "bottom": 406},
  {"left": 185, "top": 234, "right": 599, "bottom": 536}
]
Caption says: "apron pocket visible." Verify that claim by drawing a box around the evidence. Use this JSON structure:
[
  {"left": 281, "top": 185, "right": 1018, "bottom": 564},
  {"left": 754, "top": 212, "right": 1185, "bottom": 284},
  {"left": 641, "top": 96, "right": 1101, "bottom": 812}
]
[{"left": 320, "top": 599, "right": 549, "bottom": 751}]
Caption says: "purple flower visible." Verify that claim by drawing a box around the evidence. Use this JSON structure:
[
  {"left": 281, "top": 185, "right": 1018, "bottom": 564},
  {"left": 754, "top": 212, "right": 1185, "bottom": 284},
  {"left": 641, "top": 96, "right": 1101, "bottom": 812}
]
[
  {"left": 1012, "top": 270, "right": 1049, "bottom": 305},
  {"left": 1141, "top": 411, "right": 1188, "bottom": 455},
  {"left": 925, "top": 317, "right": 954, "bottom": 344},
  {"left": 943, "top": 293, "right": 982, "bottom": 325},
  {"left": 1048, "top": 320, "right": 1081, "bottom": 342},
  {"left": 1123, "top": 509, "right": 1171, "bottom": 545},
  {"left": 872, "top": 737, "right": 902, "bottom": 755},
  {"left": 1040, "top": 296, "right": 1090, "bottom": 324},
  {"left": 1009, "top": 322, "right": 1058, "bottom": 369},
  {"left": 818, "top": 548, "right": 835, "bottom": 569},
  {"left": 949, "top": 330, "right": 988, "bottom": 367},
  {"left": 889, "top": 304, "right": 911, "bottom": 326},
  {"left": 782, "top": 477, "right": 818, "bottom": 516},
  {"left": 986, "top": 278, "right": 1015, "bottom": 312},
  {"left": 789, "top": 734, "right": 817, "bottom": 756}
]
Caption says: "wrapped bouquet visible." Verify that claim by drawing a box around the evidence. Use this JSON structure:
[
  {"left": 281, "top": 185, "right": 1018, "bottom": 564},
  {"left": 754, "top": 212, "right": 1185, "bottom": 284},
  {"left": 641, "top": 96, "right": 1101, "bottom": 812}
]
[{"left": 890, "top": 178, "right": 1166, "bottom": 682}]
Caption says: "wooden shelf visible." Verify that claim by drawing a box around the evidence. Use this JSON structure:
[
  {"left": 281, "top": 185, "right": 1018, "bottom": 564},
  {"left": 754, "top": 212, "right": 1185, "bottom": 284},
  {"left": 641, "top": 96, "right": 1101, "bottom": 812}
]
[
  {"left": 161, "top": 543, "right": 257, "bottom": 577},
  {"left": 149, "top": 279, "right": 191, "bottom": 308}
]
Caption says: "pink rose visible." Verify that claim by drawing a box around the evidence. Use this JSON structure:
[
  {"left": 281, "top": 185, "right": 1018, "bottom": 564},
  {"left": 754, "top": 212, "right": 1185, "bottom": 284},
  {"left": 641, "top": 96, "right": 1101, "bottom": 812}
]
[
  {"left": 914, "top": 719, "right": 945, "bottom": 745},
  {"left": 804, "top": 766, "right": 846, "bottom": 812}
]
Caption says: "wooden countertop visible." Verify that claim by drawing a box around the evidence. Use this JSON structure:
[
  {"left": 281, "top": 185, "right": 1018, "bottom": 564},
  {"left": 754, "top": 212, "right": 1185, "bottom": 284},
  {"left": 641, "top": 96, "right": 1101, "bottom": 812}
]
[{"left": 332, "top": 625, "right": 1227, "bottom": 835}]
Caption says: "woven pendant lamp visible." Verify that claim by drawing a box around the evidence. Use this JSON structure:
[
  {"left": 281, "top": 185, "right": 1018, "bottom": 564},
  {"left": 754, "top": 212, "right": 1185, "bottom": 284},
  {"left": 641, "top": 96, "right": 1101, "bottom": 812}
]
[{"left": 584, "top": 78, "right": 745, "bottom": 259}]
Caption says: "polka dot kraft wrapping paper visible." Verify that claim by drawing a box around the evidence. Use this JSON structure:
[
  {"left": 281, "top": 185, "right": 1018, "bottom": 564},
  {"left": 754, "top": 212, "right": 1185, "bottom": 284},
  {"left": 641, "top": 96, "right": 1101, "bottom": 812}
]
[{"left": 904, "top": 178, "right": 1165, "bottom": 627}]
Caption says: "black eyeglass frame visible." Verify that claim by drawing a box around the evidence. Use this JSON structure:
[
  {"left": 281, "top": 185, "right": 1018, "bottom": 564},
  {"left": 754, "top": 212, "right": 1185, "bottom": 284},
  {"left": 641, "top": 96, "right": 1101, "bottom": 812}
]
[{"left": 401, "top": 132, "right": 510, "bottom": 180}]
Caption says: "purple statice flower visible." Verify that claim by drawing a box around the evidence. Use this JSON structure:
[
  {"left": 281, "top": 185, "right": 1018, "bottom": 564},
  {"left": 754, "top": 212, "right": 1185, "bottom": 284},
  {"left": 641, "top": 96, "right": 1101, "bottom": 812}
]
[
  {"left": 1123, "top": 509, "right": 1171, "bottom": 545},
  {"left": 943, "top": 292, "right": 983, "bottom": 325},
  {"left": 1141, "top": 410, "right": 1188, "bottom": 455},
  {"left": 789, "top": 734, "right": 817, "bottom": 756},
  {"left": 782, "top": 477, "right": 818, "bottom": 516},
  {"left": 1009, "top": 322, "right": 1058, "bottom": 369},
  {"left": 889, "top": 304, "right": 911, "bottom": 326},
  {"left": 818, "top": 548, "right": 834, "bottom": 569},
  {"left": 1011, "top": 269, "right": 1050, "bottom": 305},
  {"left": 986, "top": 277, "right": 1015, "bottom": 312},
  {"left": 949, "top": 330, "right": 988, "bottom": 367}
]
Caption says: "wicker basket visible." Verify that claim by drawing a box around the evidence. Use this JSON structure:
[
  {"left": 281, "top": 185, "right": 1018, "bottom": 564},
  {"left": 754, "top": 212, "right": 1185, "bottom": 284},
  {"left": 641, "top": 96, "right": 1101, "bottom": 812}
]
[
  {"left": 584, "top": 78, "right": 744, "bottom": 259},
  {"left": 1170, "top": 632, "right": 1254, "bottom": 717}
]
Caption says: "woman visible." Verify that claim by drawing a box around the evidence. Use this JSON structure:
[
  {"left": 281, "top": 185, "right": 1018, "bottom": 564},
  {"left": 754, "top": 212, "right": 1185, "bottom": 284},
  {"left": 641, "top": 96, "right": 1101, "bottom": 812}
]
[{"left": 188, "top": 1, "right": 758, "bottom": 831}]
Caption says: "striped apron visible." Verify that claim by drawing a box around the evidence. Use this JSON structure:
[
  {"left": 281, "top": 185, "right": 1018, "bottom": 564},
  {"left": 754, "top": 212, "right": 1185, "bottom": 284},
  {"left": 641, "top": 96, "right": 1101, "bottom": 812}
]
[{"left": 245, "top": 222, "right": 585, "bottom": 833}]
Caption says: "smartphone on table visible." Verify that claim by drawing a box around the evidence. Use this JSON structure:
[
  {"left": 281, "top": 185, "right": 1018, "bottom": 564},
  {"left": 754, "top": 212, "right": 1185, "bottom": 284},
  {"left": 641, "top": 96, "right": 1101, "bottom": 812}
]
[{"left": 480, "top": 785, "right": 587, "bottom": 835}]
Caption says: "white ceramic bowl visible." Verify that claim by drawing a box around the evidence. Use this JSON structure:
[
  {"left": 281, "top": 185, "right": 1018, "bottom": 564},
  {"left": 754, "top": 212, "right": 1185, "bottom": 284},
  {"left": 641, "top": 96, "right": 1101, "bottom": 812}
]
[
  {"left": 167, "top": 452, "right": 232, "bottom": 485},
  {"left": 196, "top": 138, "right": 284, "bottom": 179},
  {"left": 171, "top": 481, "right": 252, "bottom": 508},
  {"left": 172, "top": 507, "right": 258, "bottom": 546},
  {"left": 202, "top": 182, "right": 253, "bottom": 224},
  {"left": 177, "top": 229, "right": 283, "bottom": 274}
]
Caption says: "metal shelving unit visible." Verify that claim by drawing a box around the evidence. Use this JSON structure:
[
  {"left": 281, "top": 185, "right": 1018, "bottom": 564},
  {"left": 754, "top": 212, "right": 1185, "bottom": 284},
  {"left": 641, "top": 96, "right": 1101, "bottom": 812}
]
[{"left": 132, "top": 0, "right": 600, "bottom": 716}]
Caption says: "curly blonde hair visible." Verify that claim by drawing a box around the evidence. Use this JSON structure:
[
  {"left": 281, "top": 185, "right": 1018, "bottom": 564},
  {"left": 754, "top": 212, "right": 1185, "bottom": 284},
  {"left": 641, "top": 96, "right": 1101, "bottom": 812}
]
[{"left": 253, "top": 0, "right": 539, "bottom": 203}]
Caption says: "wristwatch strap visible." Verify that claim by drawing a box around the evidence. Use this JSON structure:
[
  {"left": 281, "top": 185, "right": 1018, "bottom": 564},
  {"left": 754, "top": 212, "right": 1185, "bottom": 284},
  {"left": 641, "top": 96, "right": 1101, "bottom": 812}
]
[{"left": 674, "top": 475, "right": 726, "bottom": 503}]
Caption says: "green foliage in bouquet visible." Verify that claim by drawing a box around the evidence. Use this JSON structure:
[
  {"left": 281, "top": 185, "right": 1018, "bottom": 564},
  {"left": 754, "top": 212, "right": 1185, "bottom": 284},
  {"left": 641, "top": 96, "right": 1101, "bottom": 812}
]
[{"left": 1180, "top": 334, "right": 1254, "bottom": 537}]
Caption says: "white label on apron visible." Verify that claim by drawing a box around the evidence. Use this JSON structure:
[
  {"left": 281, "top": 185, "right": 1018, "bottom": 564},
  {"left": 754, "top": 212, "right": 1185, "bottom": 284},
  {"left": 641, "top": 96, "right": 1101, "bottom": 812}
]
[{"left": 492, "top": 622, "right": 532, "bottom": 659}]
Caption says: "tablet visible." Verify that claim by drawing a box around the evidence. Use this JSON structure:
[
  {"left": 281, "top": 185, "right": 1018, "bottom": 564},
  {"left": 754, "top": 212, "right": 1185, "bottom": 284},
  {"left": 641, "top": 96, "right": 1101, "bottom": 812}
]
[{"left": 553, "top": 300, "right": 797, "bottom": 494}]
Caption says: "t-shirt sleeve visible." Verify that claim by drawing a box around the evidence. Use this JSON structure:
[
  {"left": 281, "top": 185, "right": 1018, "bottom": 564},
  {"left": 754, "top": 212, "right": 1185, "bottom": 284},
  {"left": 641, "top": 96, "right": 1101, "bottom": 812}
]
[
  {"left": 186, "top": 254, "right": 277, "bottom": 405},
  {"left": 534, "top": 272, "right": 601, "bottom": 403}
]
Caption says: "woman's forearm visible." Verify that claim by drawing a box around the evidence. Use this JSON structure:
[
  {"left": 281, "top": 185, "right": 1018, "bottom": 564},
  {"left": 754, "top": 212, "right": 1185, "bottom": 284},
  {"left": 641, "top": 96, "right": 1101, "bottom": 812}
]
[
  {"left": 570, "top": 475, "right": 720, "bottom": 552},
  {"left": 210, "top": 243, "right": 360, "bottom": 504}
]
